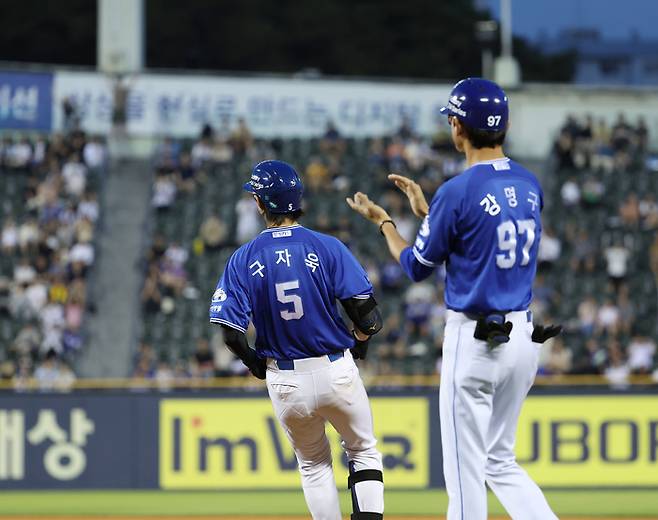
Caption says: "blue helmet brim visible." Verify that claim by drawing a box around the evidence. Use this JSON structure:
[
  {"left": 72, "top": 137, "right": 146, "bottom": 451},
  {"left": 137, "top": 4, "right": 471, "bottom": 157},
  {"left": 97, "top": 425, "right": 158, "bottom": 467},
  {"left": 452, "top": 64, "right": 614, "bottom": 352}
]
[{"left": 243, "top": 181, "right": 256, "bottom": 193}]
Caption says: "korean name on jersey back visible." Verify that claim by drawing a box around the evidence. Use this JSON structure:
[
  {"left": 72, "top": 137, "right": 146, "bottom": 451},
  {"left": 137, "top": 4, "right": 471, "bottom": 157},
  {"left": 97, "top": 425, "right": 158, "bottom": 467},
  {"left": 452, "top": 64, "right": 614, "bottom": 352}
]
[
  {"left": 410, "top": 158, "right": 543, "bottom": 314},
  {"left": 209, "top": 225, "right": 373, "bottom": 360}
]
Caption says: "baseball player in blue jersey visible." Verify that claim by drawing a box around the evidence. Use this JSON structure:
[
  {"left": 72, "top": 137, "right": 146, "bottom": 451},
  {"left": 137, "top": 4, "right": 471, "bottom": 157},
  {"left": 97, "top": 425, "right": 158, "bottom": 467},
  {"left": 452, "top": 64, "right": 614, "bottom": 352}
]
[
  {"left": 348, "top": 78, "right": 561, "bottom": 519},
  {"left": 210, "top": 160, "right": 385, "bottom": 520}
]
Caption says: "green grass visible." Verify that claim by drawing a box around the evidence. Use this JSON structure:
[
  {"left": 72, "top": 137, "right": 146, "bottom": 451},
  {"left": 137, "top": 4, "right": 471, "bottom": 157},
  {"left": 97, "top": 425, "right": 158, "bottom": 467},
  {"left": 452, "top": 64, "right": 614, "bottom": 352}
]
[{"left": 0, "top": 490, "right": 656, "bottom": 517}]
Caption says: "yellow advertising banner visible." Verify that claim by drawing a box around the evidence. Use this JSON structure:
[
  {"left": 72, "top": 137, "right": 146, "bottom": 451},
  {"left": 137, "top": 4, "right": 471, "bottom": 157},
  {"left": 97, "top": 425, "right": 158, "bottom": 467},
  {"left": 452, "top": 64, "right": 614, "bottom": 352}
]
[
  {"left": 159, "top": 397, "right": 429, "bottom": 489},
  {"left": 517, "top": 396, "right": 658, "bottom": 486}
]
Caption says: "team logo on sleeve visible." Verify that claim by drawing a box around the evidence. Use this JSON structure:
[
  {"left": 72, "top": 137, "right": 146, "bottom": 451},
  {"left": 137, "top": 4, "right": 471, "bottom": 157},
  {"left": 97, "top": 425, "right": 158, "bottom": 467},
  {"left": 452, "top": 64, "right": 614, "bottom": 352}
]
[
  {"left": 212, "top": 288, "right": 228, "bottom": 302},
  {"left": 419, "top": 216, "right": 431, "bottom": 237}
]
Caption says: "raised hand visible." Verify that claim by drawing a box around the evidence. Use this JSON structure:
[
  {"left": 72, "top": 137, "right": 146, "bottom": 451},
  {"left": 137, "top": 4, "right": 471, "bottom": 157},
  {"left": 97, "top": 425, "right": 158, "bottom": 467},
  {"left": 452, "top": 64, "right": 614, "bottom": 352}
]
[
  {"left": 346, "top": 192, "right": 391, "bottom": 225},
  {"left": 388, "top": 174, "right": 429, "bottom": 218}
]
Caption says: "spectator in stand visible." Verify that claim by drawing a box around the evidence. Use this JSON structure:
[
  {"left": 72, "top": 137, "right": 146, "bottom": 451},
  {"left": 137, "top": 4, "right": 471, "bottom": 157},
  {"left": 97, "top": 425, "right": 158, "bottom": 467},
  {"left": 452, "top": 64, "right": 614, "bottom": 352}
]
[
  {"left": 639, "top": 194, "right": 658, "bottom": 230},
  {"left": 604, "top": 340, "right": 630, "bottom": 388},
  {"left": 544, "top": 337, "right": 572, "bottom": 375},
  {"left": 560, "top": 177, "right": 580, "bottom": 206},
  {"left": 152, "top": 169, "right": 177, "bottom": 211},
  {"left": 619, "top": 193, "right": 641, "bottom": 229},
  {"left": 553, "top": 129, "right": 575, "bottom": 170},
  {"left": 230, "top": 117, "right": 253, "bottom": 155},
  {"left": 616, "top": 285, "right": 635, "bottom": 336},
  {"left": 537, "top": 226, "right": 561, "bottom": 270},
  {"left": 596, "top": 298, "right": 620, "bottom": 337},
  {"left": 570, "top": 229, "right": 597, "bottom": 273},
  {"left": 235, "top": 192, "right": 261, "bottom": 244},
  {"left": 198, "top": 214, "right": 228, "bottom": 252},
  {"left": 591, "top": 118, "right": 614, "bottom": 173},
  {"left": 305, "top": 157, "right": 330, "bottom": 192},
  {"left": 34, "top": 349, "right": 62, "bottom": 390},
  {"left": 627, "top": 336, "right": 656, "bottom": 375},
  {"left": 320, "top": 120, "right": 345, "bottom": 156},
  {"left": 154, "top": 137, "right": 181, "bottom": 169},
  {"left": 83, "top": 136, "right": 107, "bottom": 169},
  {"left": 577, "top": 296, "right": 598, "bottom": 336},
  {"left": 191, "top": 338, "right": 215, "bottom": 378},
  {"left": 635, "top": 116, "right": 649, "bottom": 153},
  {"left": 176, "top": 152, "right": 197, "bottom": 194},
  {"left": 604, "top": 237, "right": 630, "bottom": 292}
]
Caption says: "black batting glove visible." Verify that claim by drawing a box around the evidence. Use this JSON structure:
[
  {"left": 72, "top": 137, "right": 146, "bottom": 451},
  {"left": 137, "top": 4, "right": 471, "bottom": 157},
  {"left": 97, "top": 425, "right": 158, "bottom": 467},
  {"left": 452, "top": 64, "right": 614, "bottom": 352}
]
[
  {"left": 351, "top": 330, "right": 370, "bottom": 360},
  {"left": 532, "top": 324, "right": 563, "bottom": 344}
]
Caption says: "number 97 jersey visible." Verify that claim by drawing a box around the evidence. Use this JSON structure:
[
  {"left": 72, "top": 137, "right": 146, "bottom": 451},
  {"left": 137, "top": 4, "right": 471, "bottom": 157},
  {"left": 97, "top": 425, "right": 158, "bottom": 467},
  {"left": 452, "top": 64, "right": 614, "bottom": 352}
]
[
  {"left": 402, "top": 157, "right": 543, "bottom": 314},
  {"left": 209, "top": 225, "right": 373, "bottom": 360}
]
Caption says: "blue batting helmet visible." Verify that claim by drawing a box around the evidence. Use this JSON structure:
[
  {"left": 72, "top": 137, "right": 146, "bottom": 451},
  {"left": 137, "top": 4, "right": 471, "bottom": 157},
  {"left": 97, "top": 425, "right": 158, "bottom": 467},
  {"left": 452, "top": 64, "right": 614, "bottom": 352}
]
[
  {"left": 243, "top": 160, "right": 304, "bottom": 214},
  {"left": 439, "top": 78, "right": 508, "bottom": 132}
]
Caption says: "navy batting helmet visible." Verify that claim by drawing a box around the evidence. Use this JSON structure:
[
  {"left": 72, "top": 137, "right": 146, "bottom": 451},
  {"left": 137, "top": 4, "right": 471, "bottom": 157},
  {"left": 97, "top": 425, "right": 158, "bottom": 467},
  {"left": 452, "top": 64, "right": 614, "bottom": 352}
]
[
  {"left": 439, "top": 78, "right": 508, "bottom": 132},
  {"left": 243, "top": 160, "right": 304, "bottom": 214}
]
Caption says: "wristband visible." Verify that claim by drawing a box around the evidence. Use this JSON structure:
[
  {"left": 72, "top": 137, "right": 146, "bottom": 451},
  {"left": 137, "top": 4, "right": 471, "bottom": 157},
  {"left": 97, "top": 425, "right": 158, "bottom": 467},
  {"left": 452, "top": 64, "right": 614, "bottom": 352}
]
[{"left": 379, "top": 219, "right": 396, "bottom": 235}]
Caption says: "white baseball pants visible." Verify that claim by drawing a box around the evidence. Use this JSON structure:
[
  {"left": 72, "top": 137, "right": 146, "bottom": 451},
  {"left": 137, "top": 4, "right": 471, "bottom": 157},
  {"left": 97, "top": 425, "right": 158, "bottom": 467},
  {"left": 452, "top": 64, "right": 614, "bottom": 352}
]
[
  {"left": 440, "top": 310, "right": 558, "bottom": 520},
  {"left": 266, "top": 350, "right": 384, "bottom": 520}
]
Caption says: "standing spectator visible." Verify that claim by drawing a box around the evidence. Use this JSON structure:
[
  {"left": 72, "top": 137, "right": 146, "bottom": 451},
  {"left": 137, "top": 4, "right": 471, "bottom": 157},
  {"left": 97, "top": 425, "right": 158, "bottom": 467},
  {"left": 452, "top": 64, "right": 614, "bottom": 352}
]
[
  {"left": 235, "top": 193, "right": 261, "bottom": 244},
  {"left": 192, "top": 338, "right": 215, "bottom": 378}
]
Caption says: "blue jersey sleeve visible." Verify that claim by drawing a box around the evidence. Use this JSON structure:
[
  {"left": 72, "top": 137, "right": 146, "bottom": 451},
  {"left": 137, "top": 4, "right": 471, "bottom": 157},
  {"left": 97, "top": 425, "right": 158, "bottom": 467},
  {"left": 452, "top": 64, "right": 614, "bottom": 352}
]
[
  {"left": 330, "top": 239, "right": 373, "bottom": 299},
  {"left": 209, "top": 252, "right": 251, "bottom": 333},
  {"left": 400, "top": 181, "right": 461, "bottom": 282}
]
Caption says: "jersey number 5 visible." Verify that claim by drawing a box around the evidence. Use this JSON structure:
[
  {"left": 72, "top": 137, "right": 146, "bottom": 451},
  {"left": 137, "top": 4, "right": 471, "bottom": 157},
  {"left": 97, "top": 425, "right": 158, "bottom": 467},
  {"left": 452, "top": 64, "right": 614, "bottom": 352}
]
[
  {"left": 496, "top": 219, "right": 536, "bottom": 269},
  {"left": 275, "top": 280, "right": 304, "bottom": 320}
]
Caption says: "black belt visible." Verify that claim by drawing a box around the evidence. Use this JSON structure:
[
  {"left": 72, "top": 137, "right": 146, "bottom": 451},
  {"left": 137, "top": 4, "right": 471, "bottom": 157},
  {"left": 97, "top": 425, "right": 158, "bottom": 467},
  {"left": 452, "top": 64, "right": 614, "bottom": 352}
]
[{"left": 464, "top": 310, "right": 532, "bottom": 323}]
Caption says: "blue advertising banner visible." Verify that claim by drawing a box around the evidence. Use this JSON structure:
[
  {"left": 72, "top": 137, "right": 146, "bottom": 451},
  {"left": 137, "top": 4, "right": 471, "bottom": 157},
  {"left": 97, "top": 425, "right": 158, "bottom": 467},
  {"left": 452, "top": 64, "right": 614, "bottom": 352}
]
[{"left": 0, "top": 71, "right": 53, "bottom": 130}]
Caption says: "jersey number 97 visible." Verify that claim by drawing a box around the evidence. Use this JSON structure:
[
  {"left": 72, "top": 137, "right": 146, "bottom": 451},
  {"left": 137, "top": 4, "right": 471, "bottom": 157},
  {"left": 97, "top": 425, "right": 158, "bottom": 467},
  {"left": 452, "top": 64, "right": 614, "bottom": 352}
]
[{"left": 495, "top": 219, "right": 536, "bottom": 269}]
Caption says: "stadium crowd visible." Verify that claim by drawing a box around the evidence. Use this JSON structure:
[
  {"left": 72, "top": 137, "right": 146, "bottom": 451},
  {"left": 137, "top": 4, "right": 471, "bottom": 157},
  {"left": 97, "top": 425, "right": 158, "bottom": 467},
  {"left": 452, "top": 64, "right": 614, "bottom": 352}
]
[
  {"left": 134, "top": 114, "right": 657, "bottom": 385},
  {"left": 0, "top": 131, "right": 106, "bottom": 390}
]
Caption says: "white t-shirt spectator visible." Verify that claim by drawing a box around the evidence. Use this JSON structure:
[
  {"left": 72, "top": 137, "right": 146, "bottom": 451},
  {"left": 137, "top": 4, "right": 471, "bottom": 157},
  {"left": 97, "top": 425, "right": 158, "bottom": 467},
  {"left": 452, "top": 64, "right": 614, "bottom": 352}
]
[
  {"left": 604, "top": 246, "right": 630, "bottom": 278},
  {"left": 627, "top": 337, "right": 657, "bottom": 372},
  {"left": 34, "top": 362, "right": 61, "bottom": 390},
  {"left": 561, "top": 180, "right": 580, "bottom": 206},
  {"left": 8, "top": 141, "right": 32, "bottom": 167},
  {"left": 2, "top": 221, "right": 17, "bottom": 250},
  {"left": 152, "top": 176, "right": 177, "bottom": 208},
  {"left": 25, "top": 282, "right": 48, "bottom": 313},
  {"left": 62, "top": 160, "right": 88, "bottom": 197},
  {"left": 18, "top": 220, "right": 39, "bottom": 248},
  {"left": 191, "top": 139, "right": 213, "bottom": 165},
  {"left": 69, "top": 242, "right": 95, "bottom": 266},
  {"left": 83, "top": 141, "right": 106, "bottom": 168},
  {"left": 14, "top": 263, "right": 36, "bottom": 284},
  {"left": 165, "top": 244, "right": 188, "bottom": 267},
  {"left": 78, "top": 198, "right": 100, "bottom": 222},
  {"left": 41, "top": 303, "right": 65, "bottom": 334},
  {"left": 597, "top": 303, "right": 620, "bottom": 329},
  {"left": 605, "top": 363, "right": 630, "bottom": 389},
  {"left": 235, "top": 197, "right": 261, "bottom": 244},
  {"left": 538, "top": 233, "right": 561, "bottom": 263}
]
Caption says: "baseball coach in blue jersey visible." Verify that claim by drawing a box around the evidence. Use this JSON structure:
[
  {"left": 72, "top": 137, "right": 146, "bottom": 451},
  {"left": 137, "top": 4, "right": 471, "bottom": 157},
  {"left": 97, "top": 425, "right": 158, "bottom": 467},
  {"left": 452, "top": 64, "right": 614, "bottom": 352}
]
[
  {"left": 348, "top": 78, "right": 561, "bottom": 519},
  {"left": 210, "top": 160, "right": 385, "bottom": 519}
]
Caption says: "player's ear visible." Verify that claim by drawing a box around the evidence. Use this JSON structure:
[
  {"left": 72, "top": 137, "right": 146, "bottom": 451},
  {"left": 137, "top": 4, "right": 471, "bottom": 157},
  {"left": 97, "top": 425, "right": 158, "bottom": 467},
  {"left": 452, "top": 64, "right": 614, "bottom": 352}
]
[{"left": 253, "top": 195, "right": 266, "bottom": 216}]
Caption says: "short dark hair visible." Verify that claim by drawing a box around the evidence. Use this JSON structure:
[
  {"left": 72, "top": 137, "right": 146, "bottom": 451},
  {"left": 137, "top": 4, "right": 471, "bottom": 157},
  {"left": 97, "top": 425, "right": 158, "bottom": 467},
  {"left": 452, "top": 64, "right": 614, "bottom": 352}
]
[
  {"left": 461, "top": 121, "right": 507, "bottom": 149},
  {"left": 263, "top": 207, "right": 304, "bottom": 226}
]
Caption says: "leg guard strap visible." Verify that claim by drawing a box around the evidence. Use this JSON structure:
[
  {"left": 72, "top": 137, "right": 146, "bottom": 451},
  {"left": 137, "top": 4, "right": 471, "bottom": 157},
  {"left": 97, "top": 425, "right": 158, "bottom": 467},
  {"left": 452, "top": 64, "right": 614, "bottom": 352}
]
[
  {"left": 351, "top": 513, "right": 383, "bottom": 520},
  {"left": 348, "top": 469, "right": 384, "bottom": 489}
]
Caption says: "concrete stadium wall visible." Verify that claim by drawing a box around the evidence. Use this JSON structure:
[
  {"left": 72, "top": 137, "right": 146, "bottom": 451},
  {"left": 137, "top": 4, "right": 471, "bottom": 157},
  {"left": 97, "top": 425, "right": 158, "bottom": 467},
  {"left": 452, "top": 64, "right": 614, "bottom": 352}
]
[{"left": 0, "top": 388, "right": 656, "bottom": 490}]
